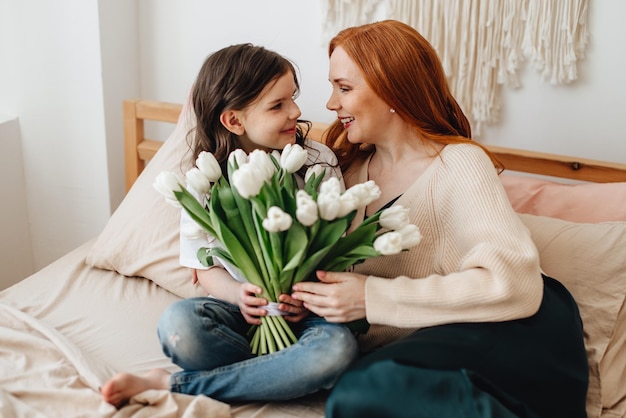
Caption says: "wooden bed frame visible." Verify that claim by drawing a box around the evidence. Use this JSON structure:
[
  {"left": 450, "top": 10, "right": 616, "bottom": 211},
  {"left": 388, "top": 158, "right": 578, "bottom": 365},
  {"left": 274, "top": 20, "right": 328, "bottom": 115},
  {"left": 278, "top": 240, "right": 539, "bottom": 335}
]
[{"left": 123, "top": 98, "right": 626, "bottom": 191}]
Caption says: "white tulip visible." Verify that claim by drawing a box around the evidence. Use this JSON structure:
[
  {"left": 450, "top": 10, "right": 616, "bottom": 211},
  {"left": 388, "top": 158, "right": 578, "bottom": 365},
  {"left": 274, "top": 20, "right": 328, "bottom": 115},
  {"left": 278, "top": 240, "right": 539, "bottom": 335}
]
[
  {"left": 196, "top": 151, "right": 222, "bottom": 182},
  {"left": 248, "top": 149, "right": 276, "bottom": 181},
  {"left": 153, "top": 171, "right": 184, "bottom": 208},
  {"left": 317, "top": 191, "right": 341, "bottom": 221},
  {"left": 336, "top": 191, "right": 360, "bottom": 218},
  {"left": 231, "top": 163, "right": 265, "bottom": 198},
  {"left": 228, "top": 149, "right": 248, "bottom": 168},
  {"left": 280, "top": 143, "right": 308, "bottom": 173},
  {"left": 373, "top": 232, "right": 403, "bottom": 255},
  {"left": 271, "top": 149, "right": 281, "bottom": 162},
  {"left": 295, "top": 190, "right": 318, "bottom": 226},
  {"left": 319, "top": 176, "right": 342, "bottom": 195},
  {"left": 396, "top": 224, "right": 422, "bottom": 249},
  {"left": 185, "top": 167, "right": 212, "bottom": 195},
  {"left": 379, "top": 206, "right": 410, "bottom": 230},
  {"left": 344, "top": 180, "right": 381, "bottom": 207},
  {"left": 304, "top": 164, "right": 326, "bottom": 183},
  {"left": 262, "top": 206, "right": 293, "bottom": 232}
]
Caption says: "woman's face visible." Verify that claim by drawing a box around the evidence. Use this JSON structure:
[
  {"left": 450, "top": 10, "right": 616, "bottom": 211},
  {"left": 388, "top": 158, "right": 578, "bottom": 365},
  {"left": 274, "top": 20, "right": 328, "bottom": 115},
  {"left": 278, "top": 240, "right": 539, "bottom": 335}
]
[
  {"left": 236, "top": 71, "right": 302, "bottom": 153},
  {"left": 326, "top": 46, "right": 393, "bottom": 145}
]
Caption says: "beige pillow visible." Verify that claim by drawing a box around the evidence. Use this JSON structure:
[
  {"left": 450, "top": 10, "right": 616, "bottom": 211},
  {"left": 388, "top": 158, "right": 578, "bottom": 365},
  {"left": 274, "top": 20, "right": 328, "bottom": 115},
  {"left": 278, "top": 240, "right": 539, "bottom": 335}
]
[
  {"left": 519, "top": 214, "right": 626, "bottom": 418},
  {"left": 86, "top": 101, "right": 205, "bottom": 299}
]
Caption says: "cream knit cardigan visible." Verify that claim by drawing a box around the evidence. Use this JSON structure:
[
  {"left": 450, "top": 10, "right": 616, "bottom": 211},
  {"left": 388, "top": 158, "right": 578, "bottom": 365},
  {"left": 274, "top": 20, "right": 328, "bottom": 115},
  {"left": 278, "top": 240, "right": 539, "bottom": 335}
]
[{"left": 348, "top": 143, "right": 545, "bottom": 352}]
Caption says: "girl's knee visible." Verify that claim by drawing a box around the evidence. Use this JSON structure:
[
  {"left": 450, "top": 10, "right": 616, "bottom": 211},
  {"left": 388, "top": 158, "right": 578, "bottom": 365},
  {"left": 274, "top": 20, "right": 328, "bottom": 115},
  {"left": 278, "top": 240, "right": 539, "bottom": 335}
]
[
  {"left": 302, "top": 325, "right": 358, "bottom": 384},
  {"left": 157, "top": 299, "right": 204, "bottom": 351},
  {"left": 158, "top": 300, "right": 195, "bottom": 334},
  {"left": 329, "top": 326, "right": 359, "bottom": 362},
  {"left": 307, "top": 324, "right": 358, "bottom": 360}
]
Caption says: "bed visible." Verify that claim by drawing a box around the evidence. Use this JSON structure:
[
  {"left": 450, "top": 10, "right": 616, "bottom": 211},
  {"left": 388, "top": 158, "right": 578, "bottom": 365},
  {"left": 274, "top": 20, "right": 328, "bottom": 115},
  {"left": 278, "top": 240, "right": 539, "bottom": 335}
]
[{"left": 1, "top": 97, "right": 625, "bottom": 418}]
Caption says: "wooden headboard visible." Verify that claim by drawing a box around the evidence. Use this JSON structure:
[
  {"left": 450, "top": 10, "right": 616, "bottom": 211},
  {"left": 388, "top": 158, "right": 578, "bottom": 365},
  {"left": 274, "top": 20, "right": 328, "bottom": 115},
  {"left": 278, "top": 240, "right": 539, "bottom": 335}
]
[{"left": 123, "top": 98, "right": 626, "bottom": 191}]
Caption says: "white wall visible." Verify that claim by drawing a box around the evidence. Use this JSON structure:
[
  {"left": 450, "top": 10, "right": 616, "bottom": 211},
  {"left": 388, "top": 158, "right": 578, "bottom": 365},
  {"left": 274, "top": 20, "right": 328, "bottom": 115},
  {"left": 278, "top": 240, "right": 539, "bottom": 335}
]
[
  {"left": 0, "top": 0, "right": 138, "bottom": 273},
  {"left": 138, "top": 0, "right": 332, "bottom": 124},
  {"left": 483, "top": 1, "right": 626, "bottom": 161},
  {"left": 98, "top": 0, "right": 140, "bottom": 212},
  {"left": 1, "top": 0, "right": 625, "bottom": 278}
]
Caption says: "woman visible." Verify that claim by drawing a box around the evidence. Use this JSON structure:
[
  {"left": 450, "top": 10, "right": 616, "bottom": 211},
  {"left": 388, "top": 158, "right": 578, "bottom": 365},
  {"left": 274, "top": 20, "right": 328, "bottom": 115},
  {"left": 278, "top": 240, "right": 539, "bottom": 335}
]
[{"left": 292, "top": 20, "right": 588, "bottom": 418}]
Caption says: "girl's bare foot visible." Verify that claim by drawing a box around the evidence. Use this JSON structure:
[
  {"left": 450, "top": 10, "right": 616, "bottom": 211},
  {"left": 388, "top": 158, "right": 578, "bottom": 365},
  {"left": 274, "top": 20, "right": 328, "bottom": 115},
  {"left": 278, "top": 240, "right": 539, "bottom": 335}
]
[{"left": 101, "top": 368, "right": 171, "bottom": 408}]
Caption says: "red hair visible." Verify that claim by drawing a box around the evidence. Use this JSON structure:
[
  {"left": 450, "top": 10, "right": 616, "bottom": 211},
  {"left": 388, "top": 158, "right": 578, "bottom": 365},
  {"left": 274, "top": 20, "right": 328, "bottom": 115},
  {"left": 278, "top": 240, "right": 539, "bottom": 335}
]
[{"left": 324, "top": 20, "right": 501, "bottom": 172}]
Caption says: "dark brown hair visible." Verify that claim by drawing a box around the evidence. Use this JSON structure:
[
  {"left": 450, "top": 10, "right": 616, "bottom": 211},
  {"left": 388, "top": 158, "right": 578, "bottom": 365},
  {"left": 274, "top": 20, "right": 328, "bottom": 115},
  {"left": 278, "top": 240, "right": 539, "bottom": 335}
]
[{"left": 189, "top": 43, "right": 311, "bottom": 173}]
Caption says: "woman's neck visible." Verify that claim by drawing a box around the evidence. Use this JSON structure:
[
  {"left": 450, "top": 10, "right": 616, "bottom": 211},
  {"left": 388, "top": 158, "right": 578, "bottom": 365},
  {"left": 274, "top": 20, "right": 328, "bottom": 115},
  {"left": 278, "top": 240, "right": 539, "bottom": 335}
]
[{"left": 365, "top": 140, "right": 442, "bottom": 216}]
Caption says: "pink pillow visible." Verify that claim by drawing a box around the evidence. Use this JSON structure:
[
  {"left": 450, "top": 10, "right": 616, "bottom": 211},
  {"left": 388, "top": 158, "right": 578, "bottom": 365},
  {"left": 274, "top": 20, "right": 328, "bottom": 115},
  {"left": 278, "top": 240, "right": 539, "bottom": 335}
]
[{"left": 500, "top": 174, "right": 626, "bottom": 223}]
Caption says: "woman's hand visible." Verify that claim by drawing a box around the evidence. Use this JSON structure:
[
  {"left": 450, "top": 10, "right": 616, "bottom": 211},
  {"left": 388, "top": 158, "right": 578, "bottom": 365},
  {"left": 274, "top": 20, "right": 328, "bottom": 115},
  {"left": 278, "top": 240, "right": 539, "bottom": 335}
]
[{"left": 292, "top": 271, "right": 367, "bottom": 323}]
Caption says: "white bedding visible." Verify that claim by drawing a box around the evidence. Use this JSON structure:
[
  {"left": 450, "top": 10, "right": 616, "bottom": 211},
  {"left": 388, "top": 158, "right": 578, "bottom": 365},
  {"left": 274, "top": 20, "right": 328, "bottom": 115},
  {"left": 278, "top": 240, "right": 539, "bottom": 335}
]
[{"left": 0, "top": 240, "right": 325, "bottom": 417}]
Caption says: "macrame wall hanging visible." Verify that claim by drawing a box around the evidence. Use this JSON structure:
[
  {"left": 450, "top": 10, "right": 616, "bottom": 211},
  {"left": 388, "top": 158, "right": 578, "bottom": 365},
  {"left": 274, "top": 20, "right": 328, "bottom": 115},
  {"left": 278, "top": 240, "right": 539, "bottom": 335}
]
[{"left": 321, "top": 0, "right": 589, "bottom": 135}]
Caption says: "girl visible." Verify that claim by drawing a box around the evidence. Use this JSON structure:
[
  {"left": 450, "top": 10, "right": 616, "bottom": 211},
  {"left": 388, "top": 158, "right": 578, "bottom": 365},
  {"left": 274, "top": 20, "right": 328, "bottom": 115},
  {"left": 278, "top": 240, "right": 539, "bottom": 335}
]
[{"left": 102, "top": 43, "right": 357, "bottom": 407}]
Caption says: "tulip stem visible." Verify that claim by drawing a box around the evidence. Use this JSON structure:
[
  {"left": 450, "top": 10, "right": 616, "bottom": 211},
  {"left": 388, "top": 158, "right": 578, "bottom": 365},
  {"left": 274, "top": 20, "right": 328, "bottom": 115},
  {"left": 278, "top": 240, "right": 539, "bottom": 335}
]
[{"left": 249, "top": 315, "right": 297, "bottom": 356}]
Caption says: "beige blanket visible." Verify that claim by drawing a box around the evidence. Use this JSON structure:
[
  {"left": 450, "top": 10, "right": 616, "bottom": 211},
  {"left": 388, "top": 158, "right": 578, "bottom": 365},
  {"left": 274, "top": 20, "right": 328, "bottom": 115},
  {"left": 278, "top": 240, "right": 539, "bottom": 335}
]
[
  {"left": 0, "top": 241, "right": 325, "bottom": 418},
  {"left": 0, "top": 302, "right": 231, "bottom": 418}
]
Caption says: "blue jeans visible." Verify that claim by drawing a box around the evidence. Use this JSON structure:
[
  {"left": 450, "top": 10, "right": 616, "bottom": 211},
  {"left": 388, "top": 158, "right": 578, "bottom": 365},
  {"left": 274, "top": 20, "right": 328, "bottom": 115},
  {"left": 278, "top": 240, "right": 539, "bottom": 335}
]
[{"left": 157, "top": 297, "right": 358, "bottom": 402}]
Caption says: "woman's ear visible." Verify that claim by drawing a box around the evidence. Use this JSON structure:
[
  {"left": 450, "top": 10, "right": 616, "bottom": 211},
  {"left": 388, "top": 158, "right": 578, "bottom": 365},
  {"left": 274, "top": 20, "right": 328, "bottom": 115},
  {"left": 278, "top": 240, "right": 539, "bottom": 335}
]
[{"left": 220, "top": 110, "right": 245, "bottom": 135}]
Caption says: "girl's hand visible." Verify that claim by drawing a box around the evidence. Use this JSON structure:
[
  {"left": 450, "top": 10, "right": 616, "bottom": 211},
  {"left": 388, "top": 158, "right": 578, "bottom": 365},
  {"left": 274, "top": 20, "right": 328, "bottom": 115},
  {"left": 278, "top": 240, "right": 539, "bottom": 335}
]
[
  {"left": 292, "top": 271, "right": 367, "bottom": 323},
  {"left": 278, "top": 293, "right": 309, "bottom": 323},
  {"left": 238, "top": 283, "right": 268, "bottom": 325}
]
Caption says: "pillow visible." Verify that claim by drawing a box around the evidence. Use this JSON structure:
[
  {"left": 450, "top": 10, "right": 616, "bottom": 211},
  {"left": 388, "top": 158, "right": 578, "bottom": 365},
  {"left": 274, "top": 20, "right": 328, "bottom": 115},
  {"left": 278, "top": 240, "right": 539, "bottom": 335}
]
[
  {"left": 518, "top": 214, "right": 626, "bottom": 418},
  {"left": 600, "top": 298, "right": 626, "bottom": 417},
  {"left": 501, "top": 174, "right": 626, "bottom": 223},
  {"left": 86, "top": 98, "right": 206, "bottom": 299}
]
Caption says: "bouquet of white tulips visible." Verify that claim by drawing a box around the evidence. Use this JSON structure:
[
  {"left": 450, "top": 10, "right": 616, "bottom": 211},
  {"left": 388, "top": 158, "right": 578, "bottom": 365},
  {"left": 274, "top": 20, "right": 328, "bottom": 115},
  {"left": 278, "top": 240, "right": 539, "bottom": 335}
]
[{"left": 154, "top": 143, "right": 421, "bottom": 356}]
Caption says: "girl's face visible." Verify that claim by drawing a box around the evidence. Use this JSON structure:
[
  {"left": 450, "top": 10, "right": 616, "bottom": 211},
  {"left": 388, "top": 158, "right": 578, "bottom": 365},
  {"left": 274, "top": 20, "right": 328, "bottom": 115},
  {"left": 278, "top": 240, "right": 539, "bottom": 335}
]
[
  {"left": 326, "top": 47, "right": 392, "bottom": 145},
  {"left": 236, "top": 72, "right": 302, "bottom": 153}
]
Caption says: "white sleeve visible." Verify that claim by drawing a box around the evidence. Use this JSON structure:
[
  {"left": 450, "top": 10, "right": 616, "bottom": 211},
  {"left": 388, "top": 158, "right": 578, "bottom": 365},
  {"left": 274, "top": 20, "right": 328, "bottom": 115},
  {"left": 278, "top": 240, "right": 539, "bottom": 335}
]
[
  {"left": 178, "top": 188, "right": 249, "bottom": 282},
  {"left": 178, "top": 188, "right": 211, "bottom": 270}
]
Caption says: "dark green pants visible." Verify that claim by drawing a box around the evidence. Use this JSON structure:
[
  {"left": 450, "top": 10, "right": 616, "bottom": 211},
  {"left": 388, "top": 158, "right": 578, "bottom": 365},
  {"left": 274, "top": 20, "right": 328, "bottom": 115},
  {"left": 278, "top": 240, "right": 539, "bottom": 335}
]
[{"left": 326, "top": 276, "right": 589, "bottom": 418}]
